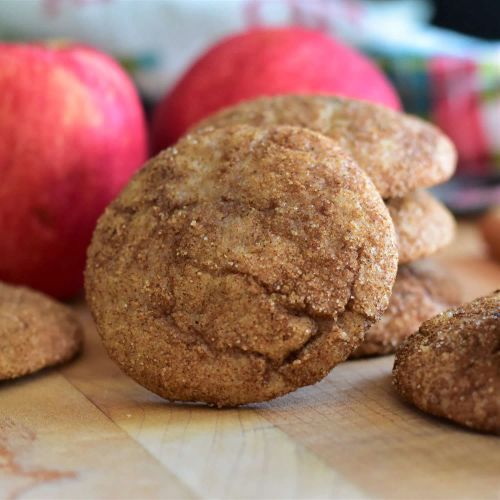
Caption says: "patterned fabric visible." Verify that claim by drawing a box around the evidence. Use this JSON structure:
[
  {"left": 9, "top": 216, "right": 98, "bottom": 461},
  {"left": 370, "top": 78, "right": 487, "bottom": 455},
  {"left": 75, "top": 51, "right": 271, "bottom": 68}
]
[{"left": 377, "top": 54, "right": 499, "bottom": 173}]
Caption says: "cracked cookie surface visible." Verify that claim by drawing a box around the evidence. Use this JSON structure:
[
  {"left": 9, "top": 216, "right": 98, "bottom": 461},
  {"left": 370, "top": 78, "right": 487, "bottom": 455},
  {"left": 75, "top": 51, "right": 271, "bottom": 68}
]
[
  {"left": 393, "top": 290, "right": 500, "bottom": 434},
  {"left": 0, "top": 282, "right": 82, "bottom": 380},
  {"left": 193, "top": 95, "right": 456, "bottom": 198},
  {"left": 86, "top": 125, "right": 398, "bottom": 406},
  {"left": 351, "top": 260, "right": 461, "bottom": 358}
]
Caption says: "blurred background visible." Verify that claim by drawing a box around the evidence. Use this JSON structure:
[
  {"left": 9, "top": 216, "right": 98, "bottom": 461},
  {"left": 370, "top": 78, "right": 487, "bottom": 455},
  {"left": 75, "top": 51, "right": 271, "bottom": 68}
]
[{"left": 0, "top": 0, "right": 499, "bottom": 213}]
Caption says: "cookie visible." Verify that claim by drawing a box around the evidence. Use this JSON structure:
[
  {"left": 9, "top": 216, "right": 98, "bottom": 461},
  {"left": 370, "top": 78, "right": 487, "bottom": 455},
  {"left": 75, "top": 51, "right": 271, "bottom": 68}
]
[
  {"left": 480, "top": 207, "right": 500, "bottom": 263},
  {"left": 86, "top": 125, "right": 398, "bottom": 407},
  {"left": 193, "top": 95, "right": 457, "bottom": 198},
  {"left": 393, "top": 291, "right": 500, "bottom": 434},
  {"left": 387, "top": 190, "right": 456, "bottom": 264},
  {"left": 351, "top": 260, "right": 462, "bottom": 358},
  {"left": 0, "top": 282, "right": 82, "bottom": 380}
]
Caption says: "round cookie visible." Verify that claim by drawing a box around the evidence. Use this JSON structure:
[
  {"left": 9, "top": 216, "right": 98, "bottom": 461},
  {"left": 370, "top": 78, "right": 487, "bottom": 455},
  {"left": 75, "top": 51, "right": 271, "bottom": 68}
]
[
  {"left": 387, "top": 190, "right": 456, "bottom": 264},
  {"left": 393, "top": 291, "right": 500, "bottom": 435},
  {"left": 86, "top": 125, "right": 398, "bottom": 407},
  {"left": 351, "top": 260, "right": 462, "bottom": 358},
  {"left": 193, "top": 95, "right": 457, "bottom": 198},
  {"left": 0, "top": 282, "right": 82, "bottom": 380}
]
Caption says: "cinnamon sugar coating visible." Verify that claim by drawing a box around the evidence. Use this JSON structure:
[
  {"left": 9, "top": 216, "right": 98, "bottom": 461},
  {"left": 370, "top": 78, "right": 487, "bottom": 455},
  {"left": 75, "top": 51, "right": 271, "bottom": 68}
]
[
  {"left": 0, "top": 282, "right": 82, "bottom": 380},
  {"left": 393, "top": 291, "right": 500, "bottom": 434},
  {"left": 86, "top": 125, "right": 398, "bottom": 406}
]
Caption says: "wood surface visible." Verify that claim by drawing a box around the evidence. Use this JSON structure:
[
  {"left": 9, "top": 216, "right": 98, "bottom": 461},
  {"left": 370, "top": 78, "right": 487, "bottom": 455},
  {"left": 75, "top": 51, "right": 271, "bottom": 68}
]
[{"left": 1, "top": 222, "right": 499, "bottom": 500}]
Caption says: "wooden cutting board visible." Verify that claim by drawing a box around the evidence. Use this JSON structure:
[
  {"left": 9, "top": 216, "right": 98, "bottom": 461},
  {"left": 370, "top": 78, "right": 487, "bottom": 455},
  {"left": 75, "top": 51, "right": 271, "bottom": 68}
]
[{"left": 1, "top": 222, "right": 499, "bottom": 500}]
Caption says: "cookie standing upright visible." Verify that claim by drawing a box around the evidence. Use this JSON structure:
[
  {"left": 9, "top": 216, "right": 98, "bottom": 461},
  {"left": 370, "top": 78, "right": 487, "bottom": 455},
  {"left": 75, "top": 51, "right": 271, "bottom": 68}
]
[
  {"left": 0, "top": 282, "right": 82, "bottom": 380},
  {"left": 86, "top": 125, "right": 398, "bottom": 406},
  {"left": 393, "top": 291, "right": 500, "bottom": 435},
  {"left": 193, "top": 95, "right": 457, "bottom": 199}
]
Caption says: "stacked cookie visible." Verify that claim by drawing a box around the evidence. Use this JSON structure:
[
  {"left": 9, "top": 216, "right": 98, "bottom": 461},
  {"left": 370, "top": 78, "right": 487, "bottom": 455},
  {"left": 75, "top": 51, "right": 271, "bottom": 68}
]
[
  {"left": 193, "top": 95, "right": 460, "bottom": 357},
  {"left": 86, "top": 95, "right": 457, "bottom": 406}
]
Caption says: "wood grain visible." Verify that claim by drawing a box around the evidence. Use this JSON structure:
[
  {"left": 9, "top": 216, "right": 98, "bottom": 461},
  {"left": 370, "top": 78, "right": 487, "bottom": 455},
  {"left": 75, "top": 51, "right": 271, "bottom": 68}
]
[
  {"left": 260, "top": 358, "right": 500, "bottom": 499},
  {"left": 62, "top": 309, "right": 364, "bottom": 500},
  {"left": 0, "top": 372, "right": 193, "bottom": 499},
  {"left": 1, "top": 222, "right": 499, "bottom": 499}
]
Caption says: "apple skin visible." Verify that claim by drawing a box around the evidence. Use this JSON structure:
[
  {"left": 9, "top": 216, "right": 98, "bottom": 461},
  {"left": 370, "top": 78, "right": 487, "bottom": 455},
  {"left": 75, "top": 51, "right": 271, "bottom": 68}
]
[
  {"left": 0, "top": 43, "right": 148, "bottom": 298},
  {"left": 151, "top": 27, "right": 400, "bottom": 151}
]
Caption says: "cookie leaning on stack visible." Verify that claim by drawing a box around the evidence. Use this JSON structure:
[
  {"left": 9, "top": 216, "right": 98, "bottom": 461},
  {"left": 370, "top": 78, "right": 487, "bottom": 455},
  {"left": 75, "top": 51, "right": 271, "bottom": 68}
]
[
  {"left": 86, "top": 125, "right": 398, "bottom": 406},
  {"left": 195, "top": 95, "right": 459, "bottom": 356}
]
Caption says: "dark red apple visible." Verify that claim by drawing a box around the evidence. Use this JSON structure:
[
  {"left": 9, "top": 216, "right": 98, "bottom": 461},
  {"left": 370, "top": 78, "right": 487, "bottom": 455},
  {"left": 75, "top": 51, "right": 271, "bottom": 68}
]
[
  {"left": 0, "top": 43, "right": 148, "bottom": 298},
  {"left": 152, "top": 27, "right": 400, "bottom": 150}
]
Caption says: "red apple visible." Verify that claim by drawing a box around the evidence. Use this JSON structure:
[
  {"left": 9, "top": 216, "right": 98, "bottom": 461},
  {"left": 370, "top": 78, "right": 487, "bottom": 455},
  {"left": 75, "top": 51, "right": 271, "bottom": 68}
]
[
  {"left": 0, "top": 43, "right": 148, "bottom": 298},
  {"left": 152, "top": 27, "right": 400, "bottom": 150}
]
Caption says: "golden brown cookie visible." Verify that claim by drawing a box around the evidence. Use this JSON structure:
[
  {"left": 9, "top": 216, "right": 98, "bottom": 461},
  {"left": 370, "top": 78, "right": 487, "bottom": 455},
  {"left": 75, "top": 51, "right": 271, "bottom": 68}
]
[
  {"left": 0, "top": 282, "right": 82, "bottom": 380},
  {"left": 351, "top": 260, "right": 462, "bottom": 358},
  {"left": 393, "top": 291, "right": 500, "bottom": 434},
  {"left": 86, "top": 125, "right": 398, "bottom": 407},
  {"left": 387, "top": 190, "right": 456, "bottom": 264},
  {"left": 194, "top": 95, "right": 457, "bottom": 198},
  {"left": 480, "top": 207, "right": 500, "bottom": 263}
]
